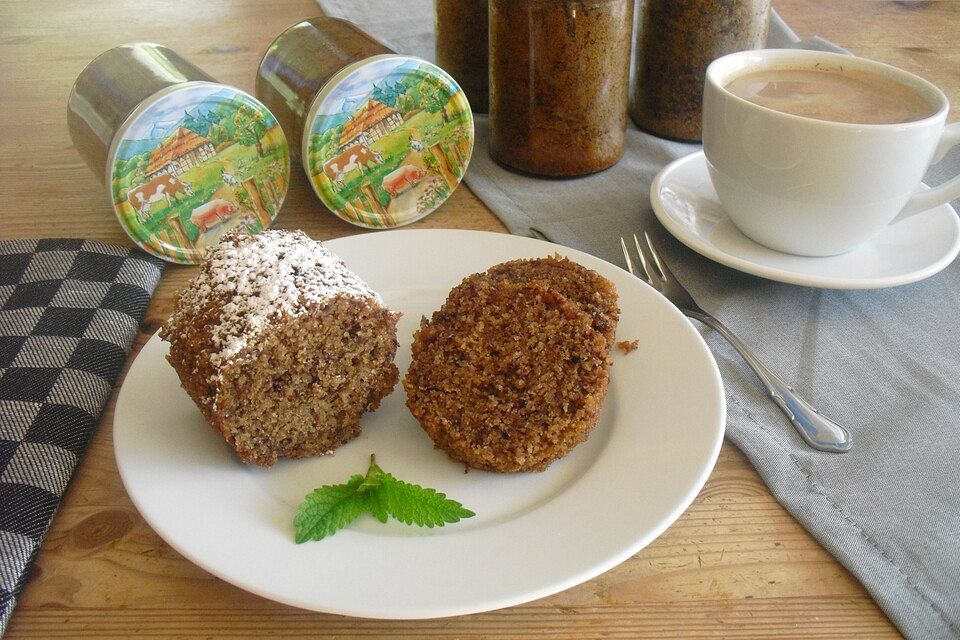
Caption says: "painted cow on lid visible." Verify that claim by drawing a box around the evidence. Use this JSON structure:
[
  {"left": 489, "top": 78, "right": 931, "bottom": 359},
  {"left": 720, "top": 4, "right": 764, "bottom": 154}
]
[
  {"left": 322, "top": 144, "right": 383, "bottom": 189},
  {"left": 127, "top": 173, "right": 193, "bottom": 218}
]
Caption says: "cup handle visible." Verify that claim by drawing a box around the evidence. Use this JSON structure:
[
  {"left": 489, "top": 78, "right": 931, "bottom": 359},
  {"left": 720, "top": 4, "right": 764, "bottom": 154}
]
[{"left": 891, "top": 122, "right": 960, "bottom": 223}]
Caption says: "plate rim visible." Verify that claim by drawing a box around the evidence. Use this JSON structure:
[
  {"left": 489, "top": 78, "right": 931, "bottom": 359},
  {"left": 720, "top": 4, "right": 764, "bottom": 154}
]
[
  {"left": 651, "top": 150, "right": 960, "bottom": 290},
  {"left": 113, "top": 228, "right": 726, "bottom": 619}
]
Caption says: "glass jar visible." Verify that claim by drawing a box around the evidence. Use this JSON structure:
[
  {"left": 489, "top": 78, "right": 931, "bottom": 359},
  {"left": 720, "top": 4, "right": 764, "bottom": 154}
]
[
  {"left": 435, "top": 0, "right": 488, "bottom": 113},
  {"left": 257, "top": 16, "right": 475, "bottom": 229},
  {"left": 68, "top": 43, "right": 291, "bottom": 264},
  {"left": 630, "top": 0, "right": 771, "bottom": 142},
  {"left": 257, "top": 17, "right": 393, "bottom": 152},
  {"left": 489, "top": 0, "right": 634, "bottom": 177}
]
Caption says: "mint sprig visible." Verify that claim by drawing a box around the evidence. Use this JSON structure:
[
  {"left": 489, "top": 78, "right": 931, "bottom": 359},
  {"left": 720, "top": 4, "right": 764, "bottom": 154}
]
[{"left": 294, "top": 455, "right": 475, "bottom": 543}]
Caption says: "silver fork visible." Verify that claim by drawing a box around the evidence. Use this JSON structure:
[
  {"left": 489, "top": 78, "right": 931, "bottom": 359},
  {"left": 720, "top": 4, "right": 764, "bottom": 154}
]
[{"left": 621, "top": 232, "right": 851, "bottom": 453}]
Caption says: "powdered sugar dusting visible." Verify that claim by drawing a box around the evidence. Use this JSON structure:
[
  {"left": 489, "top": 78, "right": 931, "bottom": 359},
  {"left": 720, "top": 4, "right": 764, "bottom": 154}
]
[{"left": 168, "top": 230, "right": 381, "bottom": 372}]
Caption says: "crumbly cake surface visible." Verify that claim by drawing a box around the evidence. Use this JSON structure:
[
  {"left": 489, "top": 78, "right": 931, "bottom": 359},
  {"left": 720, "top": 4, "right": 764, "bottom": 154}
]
[
  {"left": 404, "top": 258, "right": 618, "bottom": 473},
  {"left": 160, "top": 230, "right": 399, "bottom": 466},
  {"left": 616, "top": 339, "right": 639, "bottom": 354},
  {"left": 170, "top": 229, "right": 382, "bottom": 377},
  {"left": 479, "top": 255, "right": 620, "bottom": 346}
]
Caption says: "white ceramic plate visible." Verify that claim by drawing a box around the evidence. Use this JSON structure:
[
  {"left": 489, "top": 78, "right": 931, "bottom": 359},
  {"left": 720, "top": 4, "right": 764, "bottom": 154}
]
[
  {"left": 114, "top": 229, "right": 725, "bottom": 619},
  {"left": 651, "top": 151, "right": 960, "bottom": 289}
]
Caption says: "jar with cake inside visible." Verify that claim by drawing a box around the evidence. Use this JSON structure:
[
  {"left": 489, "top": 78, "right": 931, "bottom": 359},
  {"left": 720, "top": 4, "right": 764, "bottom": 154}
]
[
  {"left": 488, "top": 0, "right": 634, "bottom": 177},
  {"left": 257, "top": 15, "right": 476, "bottom": 231},
  {"left": 435, "top": 0, "right": 488, "bottom": 113},
  {"left": 630, "top": 0, "right": 771, "bottom": 142}
]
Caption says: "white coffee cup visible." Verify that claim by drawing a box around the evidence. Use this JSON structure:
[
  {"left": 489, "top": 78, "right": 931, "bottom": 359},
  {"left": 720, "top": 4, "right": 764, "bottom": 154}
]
[{"left": 702, "top": 49, "right": 960, "bottom": 257}]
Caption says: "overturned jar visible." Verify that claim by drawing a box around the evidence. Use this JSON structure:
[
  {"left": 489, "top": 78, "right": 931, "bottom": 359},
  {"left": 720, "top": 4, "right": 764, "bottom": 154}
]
[
  {"left": 68, "top": 43, "right": 291, "bottom": 264},
  {"left": 257, "top": 16, "right": 474, "bottom": 229}
]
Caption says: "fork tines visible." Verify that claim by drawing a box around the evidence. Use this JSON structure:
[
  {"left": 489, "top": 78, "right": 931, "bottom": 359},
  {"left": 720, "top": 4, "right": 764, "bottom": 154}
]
[
  {"left": 619, "top": 236, "right": 639, "bottom": 279},
  {"left": 620, "top": 232, "right": 667, "bottom": 285}
]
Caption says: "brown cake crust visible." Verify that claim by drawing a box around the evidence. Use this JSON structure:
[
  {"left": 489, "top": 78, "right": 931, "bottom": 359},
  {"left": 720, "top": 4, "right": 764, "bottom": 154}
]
[
  {"left": 404, "top": 272, "right": 614, "bottom": 473},
  {"left": 478, "top": 255, "right": 620, "bottom": 346},
  {"left": 160, "top": 230, "right": 399, "bottom": 467}
]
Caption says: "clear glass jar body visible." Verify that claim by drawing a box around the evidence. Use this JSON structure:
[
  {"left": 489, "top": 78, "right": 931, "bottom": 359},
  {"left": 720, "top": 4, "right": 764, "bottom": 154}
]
[
  {"left": 67, "top": 43, "right": 214, "bottom": 181},
  {"left": 630, "top": 0, "right": 771, "bottom": 142},
  {"left": 489, "top": 0, "right": 634, "bottom": 177},
  {"left": 435, "top": 0, "right": 488, "bottom": 113},
  {"left": 256, "top": 16, "right": 393, "bottom": 157}
]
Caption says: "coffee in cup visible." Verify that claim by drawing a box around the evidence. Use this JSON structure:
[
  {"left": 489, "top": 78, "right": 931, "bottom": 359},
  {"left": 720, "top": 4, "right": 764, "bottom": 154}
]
[
  {"left": 702, "top": 49, "right": 960, "bottom": 257},
  {"left": 724, "top": 67, "right": 936, "bottom": 125}
]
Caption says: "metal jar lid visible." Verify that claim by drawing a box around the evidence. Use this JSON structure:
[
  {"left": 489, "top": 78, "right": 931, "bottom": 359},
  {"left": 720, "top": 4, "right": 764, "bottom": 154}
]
[
  {"left": 302, "top": 54, "right": 474, "bottom": 228},
  {"left": 69, "top": 44, "right": 291, "bottom": 264}
]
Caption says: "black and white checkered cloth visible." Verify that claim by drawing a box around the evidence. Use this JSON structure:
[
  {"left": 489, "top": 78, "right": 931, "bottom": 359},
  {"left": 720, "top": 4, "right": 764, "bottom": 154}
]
[{"left": 0, "top": 239, "right": 163, "bottom": 635}]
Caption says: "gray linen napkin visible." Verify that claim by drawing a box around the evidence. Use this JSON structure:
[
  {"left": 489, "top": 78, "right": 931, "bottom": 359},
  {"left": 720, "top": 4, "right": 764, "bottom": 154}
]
[{"left": 317, "top": 2, "right": 960, "bottom": 637}]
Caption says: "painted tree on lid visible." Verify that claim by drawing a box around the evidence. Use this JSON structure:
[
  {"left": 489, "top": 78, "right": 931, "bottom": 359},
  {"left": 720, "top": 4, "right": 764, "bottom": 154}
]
[
  {"left": 418, "top": 79, "right": 450, "bottom": 124},
  {"left": 234, "top": 105, "right": 267, "bottom": 157}
]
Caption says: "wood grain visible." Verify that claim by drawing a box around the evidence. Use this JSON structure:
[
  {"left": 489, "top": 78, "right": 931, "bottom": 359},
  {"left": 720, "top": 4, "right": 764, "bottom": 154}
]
[{"left": 4, "top": 0, "right": 958, "bottom": 637}]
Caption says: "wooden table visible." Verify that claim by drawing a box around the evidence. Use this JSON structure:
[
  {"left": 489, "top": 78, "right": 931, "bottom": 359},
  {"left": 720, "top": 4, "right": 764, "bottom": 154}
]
[{"left": 2, "top": 1, "right": 957, "bottom": 637}]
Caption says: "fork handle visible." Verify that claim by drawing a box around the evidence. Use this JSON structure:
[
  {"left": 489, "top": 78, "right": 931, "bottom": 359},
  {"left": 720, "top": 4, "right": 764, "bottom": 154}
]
[{"left": 686, "top": 311, "right": 852, "bottom": 453}]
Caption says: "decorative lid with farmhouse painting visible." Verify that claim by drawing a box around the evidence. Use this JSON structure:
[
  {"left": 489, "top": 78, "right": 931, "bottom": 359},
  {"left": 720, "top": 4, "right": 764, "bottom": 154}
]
[
  {"left": 303, "top": 54, "right": 474, "bottom": 229},
  {"left": 106, "top": 81, "right": 291, "bottom": 264}
]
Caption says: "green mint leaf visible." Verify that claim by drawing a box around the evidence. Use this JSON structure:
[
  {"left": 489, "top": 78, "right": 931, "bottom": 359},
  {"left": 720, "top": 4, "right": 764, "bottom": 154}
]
[
  {"left": 367, "top": 453, "right": 385, "bottom": 478},
  {"left": 293, "top": 476, "right": 370, "bottom": 544},
  {"left": 368, "top": 488, "right": 390, "bottom": 524},
  {"left": 356, "top": 454, "right": 385, "bottom": 494},
  {"left": 293, "top": 454, "right": 475, "bottom": 543},
  {"left": 378, "top": 473, "right": 476, "bottom": 528},
  {"left": 346, "top": 474, "right": 365, "bottom": 488}
]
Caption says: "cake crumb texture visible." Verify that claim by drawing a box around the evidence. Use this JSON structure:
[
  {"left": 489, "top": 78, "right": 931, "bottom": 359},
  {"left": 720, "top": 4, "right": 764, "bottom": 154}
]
[
  {"left": 616, "top": 339, "right": 639, "bottom": 354},
  {"left": 480, "top": 255, "right": 620, "bottom": 345},
  {"left": 160, "top": 230, "right": 400, "bottom": 467},
  {"left": 404, "top": 256, "right": 619, "bottom": 472}
]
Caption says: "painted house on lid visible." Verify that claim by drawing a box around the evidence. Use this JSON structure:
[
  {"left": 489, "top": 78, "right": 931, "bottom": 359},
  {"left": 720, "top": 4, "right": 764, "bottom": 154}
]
[
  {"left": 146, "top": 127, "right": 215, "bottom": 180},
  {"left": 338, "top": 100, "right": 403, "bottom": 150}
]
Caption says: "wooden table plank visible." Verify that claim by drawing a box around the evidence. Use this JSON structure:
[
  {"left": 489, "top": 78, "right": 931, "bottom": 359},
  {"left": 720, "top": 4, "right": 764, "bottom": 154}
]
[{"left": 5, "top": 0, "right": 957, "bottom": 636}]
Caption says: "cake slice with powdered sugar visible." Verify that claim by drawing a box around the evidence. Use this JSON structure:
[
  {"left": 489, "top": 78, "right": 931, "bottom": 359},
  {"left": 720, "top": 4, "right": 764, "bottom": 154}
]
[{"left": 160, "top": 230, "right": 400, "bottom": 467}]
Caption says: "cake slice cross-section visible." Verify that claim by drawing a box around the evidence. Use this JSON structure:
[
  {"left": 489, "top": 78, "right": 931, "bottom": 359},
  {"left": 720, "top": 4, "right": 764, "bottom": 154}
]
[{"left": 160, "top": 230, "right": 400, "bottom": 467}]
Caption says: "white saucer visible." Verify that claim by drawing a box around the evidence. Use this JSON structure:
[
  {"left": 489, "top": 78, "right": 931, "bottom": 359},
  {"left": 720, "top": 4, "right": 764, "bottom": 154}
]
[{"left": 650, "top": 151, "right": 960, "bottom": 289}]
